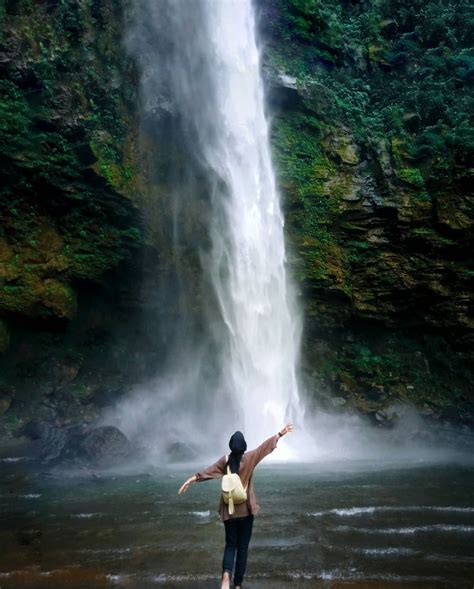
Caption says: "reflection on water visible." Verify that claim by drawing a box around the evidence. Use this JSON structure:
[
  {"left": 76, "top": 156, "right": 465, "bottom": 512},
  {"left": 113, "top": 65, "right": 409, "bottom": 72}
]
[{"left": 1, "top": 459, "right": 473, "bottom": 588}]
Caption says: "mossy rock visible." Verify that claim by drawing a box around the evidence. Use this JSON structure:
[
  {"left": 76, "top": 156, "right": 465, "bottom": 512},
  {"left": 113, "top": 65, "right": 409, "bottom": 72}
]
[
  {"left": 41, "top": 279, "right": 77, "bottom": 319},
  {"left": 90, "top": 131, "right": 136, "bottom": 196},
  {"left": 334, "top": 138, "right": 359, "bottom": 166},
  {"left": 436, "top": 193, "right": 473, "bottom": 231},
  {"left": 0, "top": 277, "right": 76, "bottom": 320}
]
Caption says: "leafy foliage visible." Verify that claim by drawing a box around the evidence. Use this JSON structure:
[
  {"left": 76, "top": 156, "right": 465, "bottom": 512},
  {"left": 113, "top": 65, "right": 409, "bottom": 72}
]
[{"left": 266, "top": 0, "right": 473, "bottom": 164}]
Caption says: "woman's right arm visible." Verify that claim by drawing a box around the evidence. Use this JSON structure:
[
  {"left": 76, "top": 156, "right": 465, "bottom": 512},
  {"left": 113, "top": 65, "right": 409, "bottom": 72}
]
[
  {"left": 178, "top": 475, "right": 197, "bottom": 495},
  {"left": 178, "top": 455, "right": 227, "bottom": 495}
]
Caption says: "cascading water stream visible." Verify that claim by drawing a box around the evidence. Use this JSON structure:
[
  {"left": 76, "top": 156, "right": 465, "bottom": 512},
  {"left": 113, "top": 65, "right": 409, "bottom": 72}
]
[
  {"left": 192, "top": 2, "right": 304, "bottom": 441},
  {"left": 121, "top": 0, "right": 306, "bottom": 457},
  {"left": 209, "top": 6, "right": 300, "bottom": 434}
]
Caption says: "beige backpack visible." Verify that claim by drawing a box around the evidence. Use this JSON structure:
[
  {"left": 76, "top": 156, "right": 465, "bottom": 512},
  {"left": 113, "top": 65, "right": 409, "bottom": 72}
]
[{"left": 221, "top": 455, "right": 248, "bottom": 515}]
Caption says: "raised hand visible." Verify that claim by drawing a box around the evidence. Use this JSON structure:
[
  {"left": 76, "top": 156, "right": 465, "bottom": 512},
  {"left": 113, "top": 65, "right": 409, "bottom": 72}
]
[{"left": 279, "top": 423, "right": 294, "bottom": 437}]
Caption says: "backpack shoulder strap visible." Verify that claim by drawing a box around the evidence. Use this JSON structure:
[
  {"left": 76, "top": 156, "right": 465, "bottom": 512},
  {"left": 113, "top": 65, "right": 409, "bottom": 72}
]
[{"left": 225, "top": 454, "right": 231, "bottom": 476}]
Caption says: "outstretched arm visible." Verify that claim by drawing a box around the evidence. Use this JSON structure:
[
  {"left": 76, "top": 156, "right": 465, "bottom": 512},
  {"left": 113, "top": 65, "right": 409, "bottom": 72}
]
[
  {"left": 252, "top": 423, "right": 294, "bottom": 465},
  {"left": 178, "top": 475, "right": 197, "bottom": 495},
  {"left": 178, "top": 454, "right": 227, "bottom": 495},
  {"left": 178, "top": 475, "right": 196, "bottom": 495}
]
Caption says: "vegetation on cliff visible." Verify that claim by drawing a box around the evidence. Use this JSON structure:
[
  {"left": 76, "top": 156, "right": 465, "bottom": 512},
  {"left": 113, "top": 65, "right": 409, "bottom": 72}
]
[
  {"left": 0, "top": 0, "right": 146, "bottom": 434},
  {"left": 0, "top": 1, "right": 141, "bottom": 322},
  {"left": 262, "top": 0, "right": 473, "bottom": 422}
]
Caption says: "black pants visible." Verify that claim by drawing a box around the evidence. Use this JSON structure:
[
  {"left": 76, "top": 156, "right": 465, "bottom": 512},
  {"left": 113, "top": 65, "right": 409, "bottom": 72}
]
[{"left": 222, "top": 515, "right": 254, "bottom": 586}]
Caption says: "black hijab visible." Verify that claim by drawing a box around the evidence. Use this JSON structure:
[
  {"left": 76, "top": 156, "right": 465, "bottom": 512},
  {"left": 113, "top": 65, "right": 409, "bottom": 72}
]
[{"left": 227, "top": 431, "right": 247, "bottom": 474}]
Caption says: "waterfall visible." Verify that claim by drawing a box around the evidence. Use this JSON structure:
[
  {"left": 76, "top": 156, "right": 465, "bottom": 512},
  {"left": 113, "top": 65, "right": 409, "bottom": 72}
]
[
  {"left": 122, "top": 0, "right": 304, "bottom": 455},
  {"left": 198, "top": 2, "right": 303, "bottom": 442}
]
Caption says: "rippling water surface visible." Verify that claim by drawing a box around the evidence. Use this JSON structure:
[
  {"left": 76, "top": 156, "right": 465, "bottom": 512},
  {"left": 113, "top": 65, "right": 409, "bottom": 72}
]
[{"left": 1, "top": 458, "right": 473, "bottom": 588}]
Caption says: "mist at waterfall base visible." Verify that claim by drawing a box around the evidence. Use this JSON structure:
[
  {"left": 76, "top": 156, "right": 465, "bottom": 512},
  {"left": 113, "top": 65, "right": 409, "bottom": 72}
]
[
  {"left": 103, "top": 0, "right": 473, "bottom": 467},
  {"left": 105, "top": 382, "right": 473, "bottom": 466}
]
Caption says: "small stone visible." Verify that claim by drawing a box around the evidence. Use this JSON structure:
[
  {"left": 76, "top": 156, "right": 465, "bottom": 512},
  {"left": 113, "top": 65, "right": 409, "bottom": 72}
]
[{"left": 367, "top": 228, "right": 389, "bottom": 244}]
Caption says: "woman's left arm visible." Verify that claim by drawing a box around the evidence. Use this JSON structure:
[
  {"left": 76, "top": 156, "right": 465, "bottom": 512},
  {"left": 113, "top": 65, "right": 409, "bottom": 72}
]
[{"left": 251, "top": 423, "right": 294, "bottom": 465}]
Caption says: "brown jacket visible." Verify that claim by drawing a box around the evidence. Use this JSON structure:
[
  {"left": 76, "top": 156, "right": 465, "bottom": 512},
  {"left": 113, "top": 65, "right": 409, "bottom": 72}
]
[{"left": 195, "top": 434, "right": 279, "bottom": 521}]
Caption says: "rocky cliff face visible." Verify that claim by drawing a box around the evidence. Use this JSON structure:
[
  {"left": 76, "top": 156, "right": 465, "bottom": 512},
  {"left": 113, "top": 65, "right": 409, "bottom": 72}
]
[
  {"left": 0, "top": 0, "right": 472, "bottom": 437},
  {"left": 261, "top": 0, "right": 473, "bottom": 423},
  {"left": 0, "top": 0, "right": 153, "bottom": 435}
]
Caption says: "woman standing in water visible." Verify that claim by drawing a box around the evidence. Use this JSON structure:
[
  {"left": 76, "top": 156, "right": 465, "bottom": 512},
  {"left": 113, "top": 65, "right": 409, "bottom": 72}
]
[{"left": 178, "top": 424, "right": 293, "bottom": 589}]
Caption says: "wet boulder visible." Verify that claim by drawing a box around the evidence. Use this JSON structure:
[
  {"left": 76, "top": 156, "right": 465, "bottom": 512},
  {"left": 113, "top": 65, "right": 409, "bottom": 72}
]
[
  {"left": 166, "top": 441, "right": 198, "bottom": 462},
  {"left": 19, "top": 421, "right": 133, "bottom": 466},
  {"left": 21, "top": 421, "right": 63, "bottom": 462},
  {"left": 19, "top": 421, "right": 85, "bottom": 464},
  {"left": 79, "top": 425, "right": 133, "bottom": 465}
]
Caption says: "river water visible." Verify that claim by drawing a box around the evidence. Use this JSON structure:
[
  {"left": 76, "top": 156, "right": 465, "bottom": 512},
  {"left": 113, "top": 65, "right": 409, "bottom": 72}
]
[{"left": 1, "top": 457, "right": 473, "bottom": 588}]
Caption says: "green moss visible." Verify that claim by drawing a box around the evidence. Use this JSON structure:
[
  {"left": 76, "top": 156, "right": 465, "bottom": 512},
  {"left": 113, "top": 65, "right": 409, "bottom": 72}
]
[
  {"left": 409, "top": 228, "right": 455, "bottom": 246},
  {"left": 410, "top": 227, "right": 432, "bottom": 237},
  {"left": 90, "top": 135, "right": 134, "bottom": 193},
  {"left": 272, "top": 111, "right": 357, "bottom": 293},
  {"left": 313, "top": 153, "right": 334, "bottom": 180},
  {"left": 272, "top": 112, "right": 328, "bottom": 195},
  {"left": 0, "top": 284, "right": 37, "bottom": 314},
  {"left": 398, "top": 167, "right": 425, "bottom": 188},
  {"left": 41, "top": 279, "right": 77, "bottom": 319},
  {"left": 368, "top": 44, "right": 388, "bottom": 64}
]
